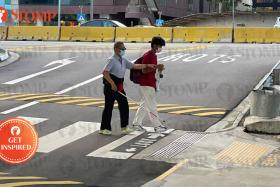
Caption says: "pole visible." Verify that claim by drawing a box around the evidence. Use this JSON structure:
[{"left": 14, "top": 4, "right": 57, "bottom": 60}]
[
  {"left": 232, "top": 0, "right": 235, "bottom": 43},
  {"left": 90, "top": 0, "right": 94, "bottom": 20},
  {"left": 58, "top": 0, "right": 61, "bottom": 27}
]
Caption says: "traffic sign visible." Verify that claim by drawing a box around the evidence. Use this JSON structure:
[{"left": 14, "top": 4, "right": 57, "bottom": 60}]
[{"left": 77, "top": 13, "right": 86, "bottom": 22}]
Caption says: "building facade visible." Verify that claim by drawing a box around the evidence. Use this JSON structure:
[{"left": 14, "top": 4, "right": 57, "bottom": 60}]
[{"left": 0, "top": 0, "right": 211, "bottom": 26}]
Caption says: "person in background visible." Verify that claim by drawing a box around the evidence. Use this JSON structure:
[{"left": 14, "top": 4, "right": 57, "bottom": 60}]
[
  {"left": 100, "top": 41, "right": 157, "bottom": 135},
  {"left": 133, "top": 36, "right": 167, "bottom": 133}
]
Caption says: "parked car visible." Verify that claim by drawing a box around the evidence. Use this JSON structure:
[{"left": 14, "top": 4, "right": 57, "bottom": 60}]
[
  {"left": 274, "top": 17, "right": 280, "bottom": 28},
  {"left": 80, "top": 19, "right": 127, "bottom": 27}
]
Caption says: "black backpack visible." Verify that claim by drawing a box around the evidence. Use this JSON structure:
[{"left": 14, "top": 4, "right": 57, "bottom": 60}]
[{"left": 130, "top": 56, "right": 144, "bottom": 84}]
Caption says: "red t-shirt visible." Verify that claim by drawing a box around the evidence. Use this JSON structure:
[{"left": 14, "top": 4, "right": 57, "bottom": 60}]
[{"left": 139, "top": 50, "right": 157, "bottom": 89}]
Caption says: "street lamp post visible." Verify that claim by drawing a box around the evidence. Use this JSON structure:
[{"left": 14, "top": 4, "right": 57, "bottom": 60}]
[
  {"left": 90, "top": 0, "right": 94, "bottom": 20},
  {"left": 232, "top": 0, "right": 235, "bottom": 43},
  {"left": 58, "top": 0, "right": 61, "bottom": 27}
]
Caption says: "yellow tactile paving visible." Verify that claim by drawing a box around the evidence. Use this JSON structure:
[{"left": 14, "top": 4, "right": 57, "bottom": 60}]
[
  {"left": 214, "top": 142, "right": 270, "bottom": 166},
  {"left": 261, "top": 149, "right": 280, "bottom": 167}
]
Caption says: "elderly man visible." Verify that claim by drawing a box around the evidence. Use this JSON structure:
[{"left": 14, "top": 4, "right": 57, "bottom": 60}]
[{"left": 100, "top": 41, "right": 156, "bottom": 135}]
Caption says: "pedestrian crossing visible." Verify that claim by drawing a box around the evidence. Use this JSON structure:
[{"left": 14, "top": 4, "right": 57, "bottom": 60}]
[
  {"left": 0, "top": 92, "right": 227, "bottom": 117},
  {"left": 12, "top": 116, "right": 172, "bottom": 160}
]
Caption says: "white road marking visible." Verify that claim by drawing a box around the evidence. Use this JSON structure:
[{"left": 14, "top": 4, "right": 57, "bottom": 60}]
[
  {"left": 17, "top": 116, "right": 48, "bottom": 125},
  {"left": 3, "top": 57, "right": 77, "bottom": 85},
  {"left": 37, "top": 121, "right": 100, "bottom": 153},
  {"left": 87, "top": 131, "right": 144, "bottom": 159}
]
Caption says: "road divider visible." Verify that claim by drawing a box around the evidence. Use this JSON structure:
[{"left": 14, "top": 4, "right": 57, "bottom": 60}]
[
  {"left": 115, "top": 27, "right": 172, "bottom": 43},
  {"left": 0, "top": 27, "right": 8, "bottom": 40},
  {"left": 7, "top": 26, "right": 59, "bottom": 41},
  {"left": 173, "top": 27, "right": 232, "bottom": 43},
  {"left": 60, "top": 26, "right": 115, "bottom": 42},
  {"left": 3, "top": 26, "right": 280, "bottom": 43}
]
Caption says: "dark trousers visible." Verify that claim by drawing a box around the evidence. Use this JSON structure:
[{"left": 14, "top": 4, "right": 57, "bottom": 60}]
[{"left": 101, "top": 85, "right": 129, "bottom": 131}]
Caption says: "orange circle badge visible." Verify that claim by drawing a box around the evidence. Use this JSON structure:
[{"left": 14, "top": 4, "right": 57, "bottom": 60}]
[{"left": 0, "top": 117, "right": 38, "bottom": 165}]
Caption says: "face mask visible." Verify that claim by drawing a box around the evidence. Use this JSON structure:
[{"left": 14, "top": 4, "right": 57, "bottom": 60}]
[
  {"left": 120, "top": 50, "right": 125, "bottom": 56},
  {"left": 156, "top": 47, "right": 162, "bottom": 53}
]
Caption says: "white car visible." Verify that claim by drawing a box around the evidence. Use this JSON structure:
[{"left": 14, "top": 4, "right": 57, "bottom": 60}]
[{"left": 274, "top": 17, "right": 280, "bottom": 28}]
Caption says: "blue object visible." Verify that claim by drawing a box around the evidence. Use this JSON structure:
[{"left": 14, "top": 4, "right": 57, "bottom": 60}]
[
  {"left": 77, "top": 13, "right": 86, "bottom": 22},
  {"left": 155, "top": 19, "right": 164, "bottom": 27}
]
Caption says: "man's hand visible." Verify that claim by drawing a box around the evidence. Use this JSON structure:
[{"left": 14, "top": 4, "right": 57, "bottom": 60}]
[
  {"left": 146, "top": 64, "right": 157, "bottom": 69},
  {"left": 157, "top": 64, "right": 165, "bottom": 71},
  {"left": 110, "top": 83, "right": 118, "bottom": 92}
]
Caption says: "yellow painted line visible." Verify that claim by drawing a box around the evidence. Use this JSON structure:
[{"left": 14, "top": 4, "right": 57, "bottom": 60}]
[
  {"left": 56, "top": 98, "right": 103, "bottom": 104},
  {"left": 0, "top": 176, "right": 46, "bottom": 180},
  {"left": 0, "top": 93, "right": 17, "bottom": 97},
  {"left": 37, "top": 96, "right": 92, "bottom": 102},
  {"left": 0, "top": 172, "right": 9, "bottom": 175},
  {"left": 193, "top": 111, "right": 226, "bottom": 116},
  {"left": 15, "top": 95, "right": 60, "bottom": 101},
  {"left": 157, "top": 104, "right": 178, "bottom": 107},
  {"left": 0, "top": 181, "right": 83, "bottom": 187},
  {"left": 0, "top": 94, "right": 39, "bottom": 100},
  {"left": 169, "top": 108, "right": 225, "bottom": 115},
  {"left": 157, "top": 106, "right": 202, "bottom": 112},
  {"left": 77, "top": 101, "right": 105, "bottom": 106},
  {"left": 156, "top": 159, "right": 188, "bottom": 181}
]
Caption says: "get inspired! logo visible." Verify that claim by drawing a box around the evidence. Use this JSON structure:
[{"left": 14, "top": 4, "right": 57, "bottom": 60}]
[
  {"left": 0, "top": 117, "right": 38, "bottom": 165},
  {"left": 0, "top": 7, "right": 8, "bottom": 23}
]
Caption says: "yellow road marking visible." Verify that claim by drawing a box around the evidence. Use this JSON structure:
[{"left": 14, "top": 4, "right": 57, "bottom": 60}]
[
  {"left": 157, "top": 106, "right": 202, "bottom": 112},
  {"left": 0, "top": 181, "right": 83, "bottom": 187},
  {"left": 157, "top": 104, "right": 178, "bottom": 107},
  {"left": 156, "top": 159, "right": 188, "bottom": 181},
  {"left": 77, "top": 101, "right": 105, "bottom": 106},
  {"left": 56, "top": 98, "right": 103, "bottom": 104},
  {"left": 15, "top": 95, "right": 60, "bottom": 101},
  {"left": 0, "top": 176, "right": 46, "bottom": 180},
  {"left": 0, "top": 172, "right": 9, "bottom": 175},
  {"left": 0, "top": 94, "right": 39, "bottom": 100},
  {"left": 193, "top": 111, "right": 226, "bottom": 116},
  {"left": 169, "top": 108, "right": 225, "bottom": 114},
  {"left": 37, "top": 96, "right": 91, "bottom": 102}
]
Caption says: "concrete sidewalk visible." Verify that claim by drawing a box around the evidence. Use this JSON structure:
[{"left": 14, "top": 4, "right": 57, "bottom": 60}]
[{"left": 143, "top": 127, "right": 280, "bottom": 187}]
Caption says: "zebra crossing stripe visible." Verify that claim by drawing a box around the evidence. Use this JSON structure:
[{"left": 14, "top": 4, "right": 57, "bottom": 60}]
[
  {"left": 37, "top": 121, "right": 100, "bottom": 153},
  {"left": 87, "top": 131, "right": 144, "bottom": 159},
  {"left": 17, "top": 116, "right": 48, "bottom": 125}
]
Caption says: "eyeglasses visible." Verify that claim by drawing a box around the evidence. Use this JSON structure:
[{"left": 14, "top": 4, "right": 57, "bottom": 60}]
[{"left": 119, "top": 47, "right": 126, "bottom": 51}]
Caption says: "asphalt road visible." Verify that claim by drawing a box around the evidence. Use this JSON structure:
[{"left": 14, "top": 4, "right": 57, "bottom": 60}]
[{"left": 0, "top": 41, "right": 279, "bottom": 187}]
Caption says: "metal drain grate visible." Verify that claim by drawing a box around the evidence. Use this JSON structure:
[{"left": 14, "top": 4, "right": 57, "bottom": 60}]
[{"left": 151, "top": 132, "right": 206, "bottom": 159}]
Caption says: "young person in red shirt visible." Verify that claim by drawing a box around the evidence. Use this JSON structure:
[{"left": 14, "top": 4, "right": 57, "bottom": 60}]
[{"left": 133, "top": 37, "right": 167, "bottom": 132}]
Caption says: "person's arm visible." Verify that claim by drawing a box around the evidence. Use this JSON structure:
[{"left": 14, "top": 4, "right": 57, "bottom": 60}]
[
  {"left": 133, "top": 64, "right": 156, "bottom": 70},
  {"left": 125, "top": 58, "right": 156, "bottom": 70},
  {"left": 103, "top": 71, "right": 117, "bottom": 91}
]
